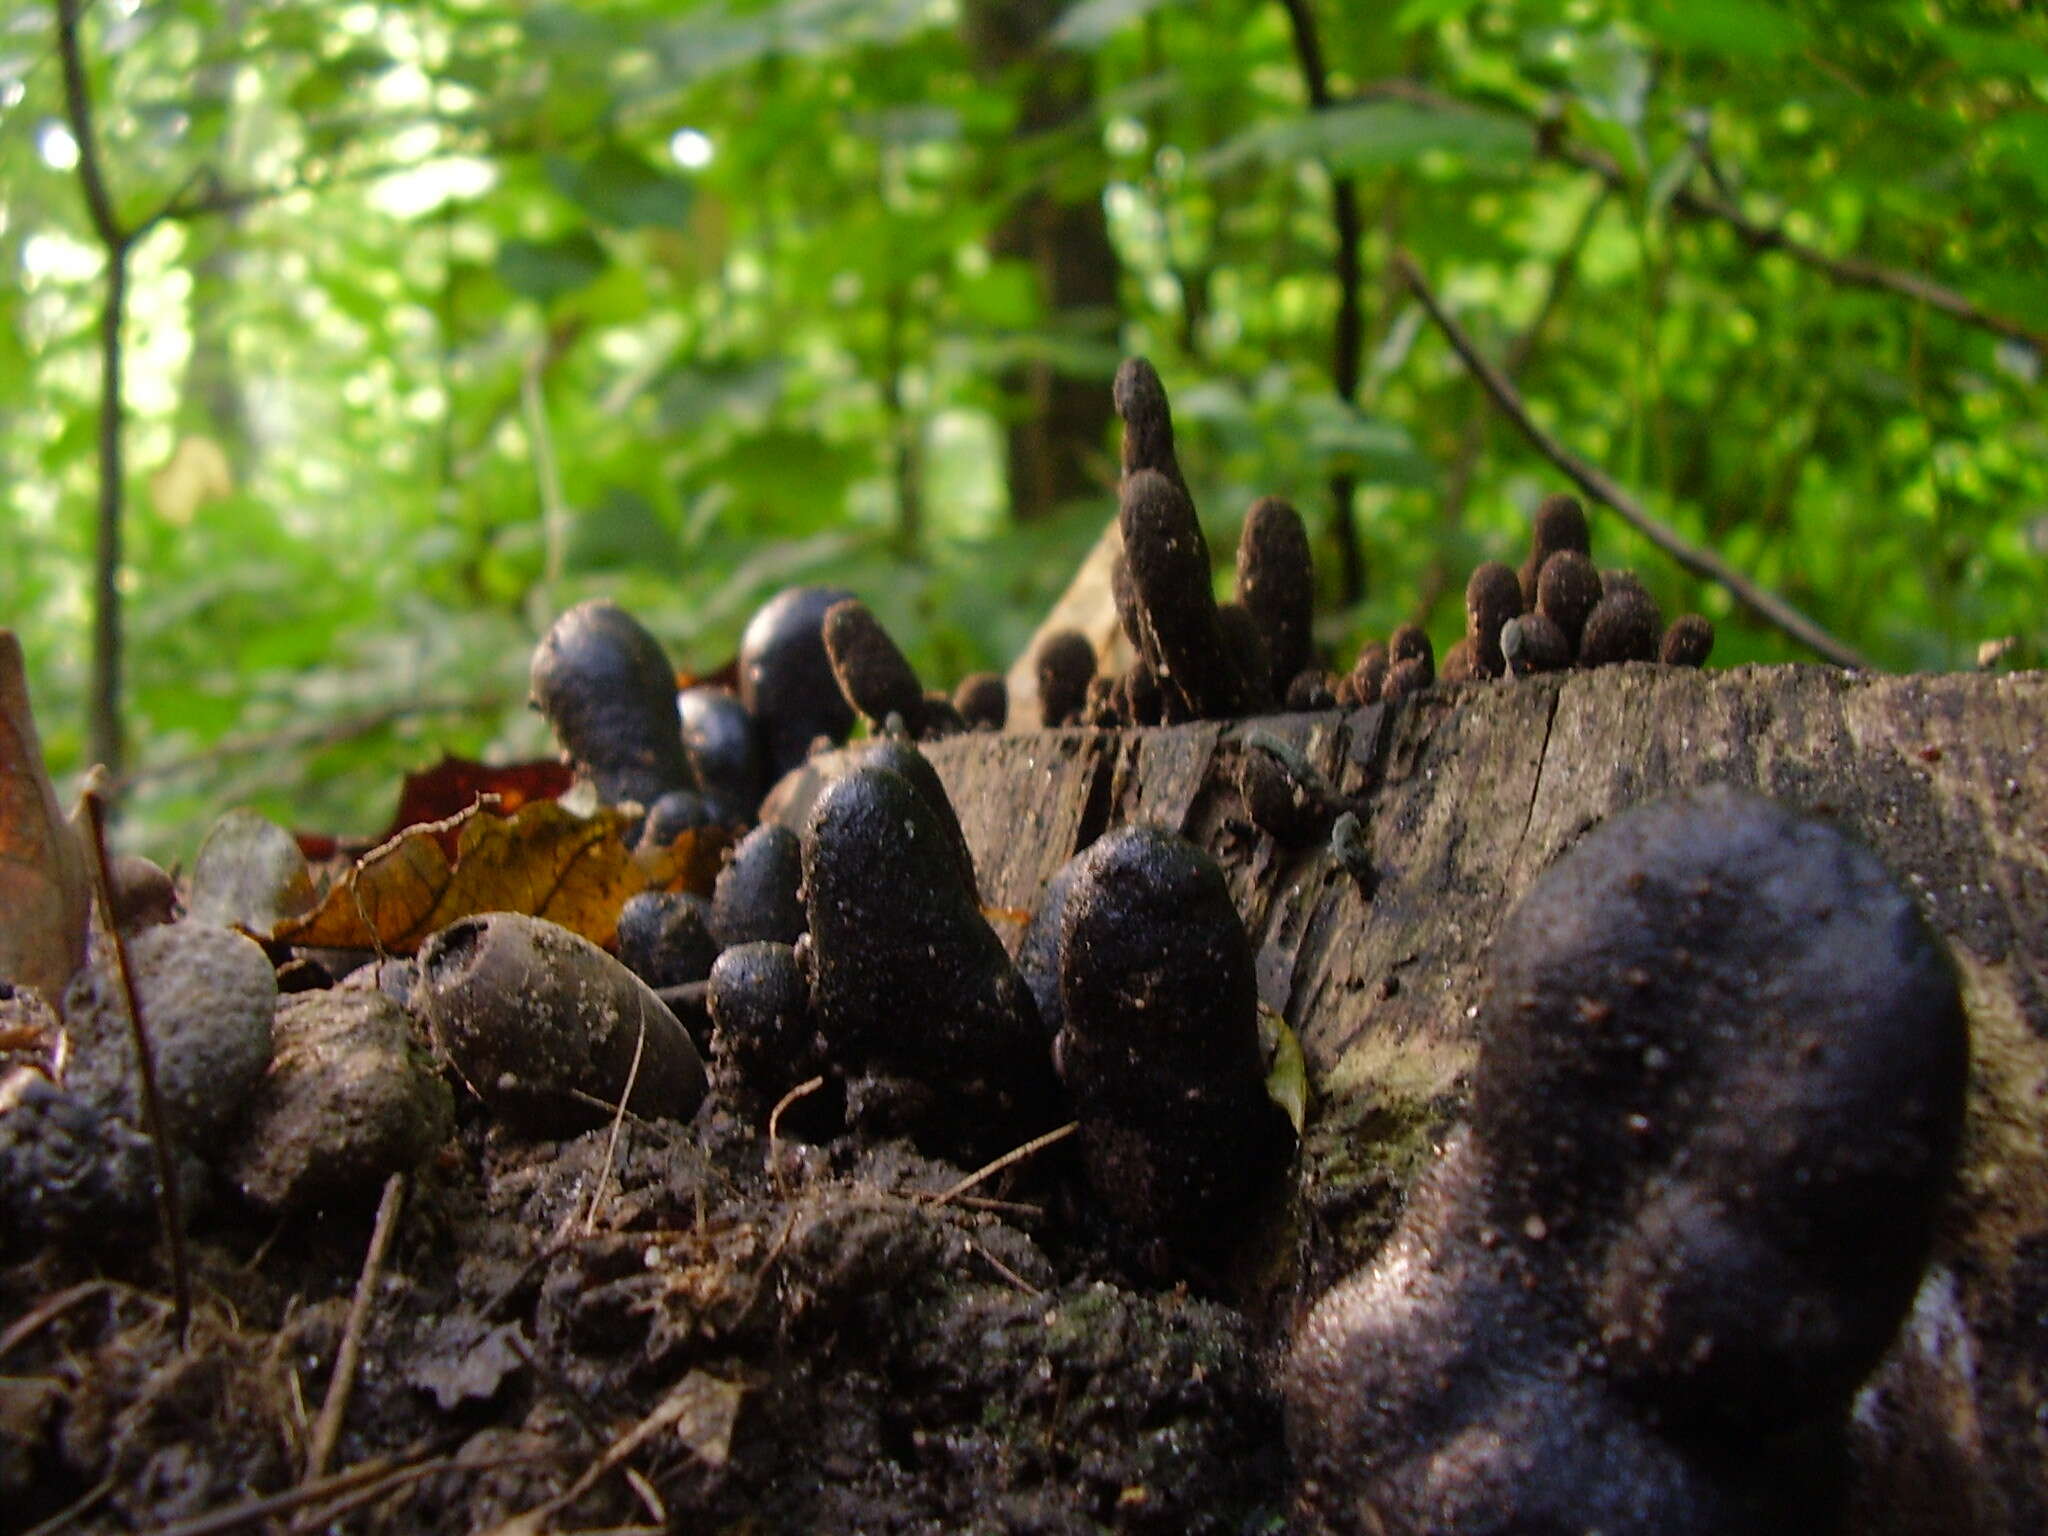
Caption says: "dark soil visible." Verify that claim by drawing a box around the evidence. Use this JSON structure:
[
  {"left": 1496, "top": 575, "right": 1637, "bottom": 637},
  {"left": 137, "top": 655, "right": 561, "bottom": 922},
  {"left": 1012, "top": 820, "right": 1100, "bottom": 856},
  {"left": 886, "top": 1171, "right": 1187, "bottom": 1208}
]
[{"left": 1, "top": 1098, "right": 1290, "bottom": 1535}]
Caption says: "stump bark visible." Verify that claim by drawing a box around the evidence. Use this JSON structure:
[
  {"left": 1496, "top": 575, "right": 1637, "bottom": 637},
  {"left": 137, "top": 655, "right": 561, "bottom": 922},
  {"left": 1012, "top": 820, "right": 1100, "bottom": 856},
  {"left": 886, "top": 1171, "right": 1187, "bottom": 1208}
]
[{"left": 909, "top": 664, "right": 2046, "bottom": 1535}]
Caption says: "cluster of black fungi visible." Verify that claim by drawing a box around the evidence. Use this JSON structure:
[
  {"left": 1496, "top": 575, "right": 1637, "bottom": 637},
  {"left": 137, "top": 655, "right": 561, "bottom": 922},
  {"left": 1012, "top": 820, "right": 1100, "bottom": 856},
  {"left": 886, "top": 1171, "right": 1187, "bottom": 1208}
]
[{"left": 528, "top": 358, "right": 1968, "bottom": 1535}]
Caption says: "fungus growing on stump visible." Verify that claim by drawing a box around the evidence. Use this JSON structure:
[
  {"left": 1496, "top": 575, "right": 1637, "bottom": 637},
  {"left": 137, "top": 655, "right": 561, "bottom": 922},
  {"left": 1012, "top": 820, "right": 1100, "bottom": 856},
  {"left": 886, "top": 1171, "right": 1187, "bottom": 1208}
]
[
  {"left": 1113, "top": 355, "right": 1187, "bottom": 494},
  {"left": 823, "top": 598, "right": 929, "bottom": 736},
  {"left": 1535, "top": 549, "right": 1603, "bottom": 657},
  {"left": 1463, "top": 561, "right": 1523, "bottom": 679},
  {"left": 738, "top": 584, "right": 857, "bottom": 780},
  {"left": 677, "top": 685, "right": 765, "bottom": 824},
  {"left": 1662, "top": 613, "right": 1716, "bottom": 667},
  {"left": 1235, "top": 495, "right": 1316, "bottom": 695},
  {"left": 1285, "top": 786, "right": 1967, "bottom": 1536},
  {"left": 1118, "top": 468, "right": 1261, "bottom": 720},
  {"left": 1052, "top": 826, "right": 1294, "bottom": 1270},
  {"left": 953, "top": 671, "right": 1008, "bottom": 731},
  {"left": 709, "top": 822, "right": 806, "bottom": 950},
  {"left": 1501, "top": 612, "right": 1571, "bottom": 676},
  {"left": 1518, "top": 491, "right": 1591, "bottom": 607},
  {"left": 1579, "top": 579, "right": 1664, "bottom": 667},
  {"left": 1034, "top": 630, "right": 1097, "bottom": 728},
  {"left": 529, "top": 599, "right": 695, "bottom": 808},
  {"left": 800, "top": 765, "right": 1058, "bottom": 1165}
]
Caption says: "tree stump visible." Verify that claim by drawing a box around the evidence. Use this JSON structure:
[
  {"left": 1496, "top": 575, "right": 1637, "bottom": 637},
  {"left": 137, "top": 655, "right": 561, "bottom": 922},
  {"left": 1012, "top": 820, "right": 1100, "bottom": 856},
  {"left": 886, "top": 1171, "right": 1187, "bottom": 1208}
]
[{"left": 914, "top": 664, "right": 2046, "bottom": 1534}]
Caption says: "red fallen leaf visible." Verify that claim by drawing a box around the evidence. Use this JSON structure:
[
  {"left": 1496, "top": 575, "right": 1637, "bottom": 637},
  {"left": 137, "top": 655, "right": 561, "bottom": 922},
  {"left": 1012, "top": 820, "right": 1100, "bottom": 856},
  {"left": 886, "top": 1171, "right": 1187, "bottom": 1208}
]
[
  {"left": 376, "top": 755, "right": 576, "bottom": 855},
  {"left": 289, "top": 756, "right": 576, "bottom": 865},
  {"left": 0, "top": 632, "right": 90, "bottom": 1002}
]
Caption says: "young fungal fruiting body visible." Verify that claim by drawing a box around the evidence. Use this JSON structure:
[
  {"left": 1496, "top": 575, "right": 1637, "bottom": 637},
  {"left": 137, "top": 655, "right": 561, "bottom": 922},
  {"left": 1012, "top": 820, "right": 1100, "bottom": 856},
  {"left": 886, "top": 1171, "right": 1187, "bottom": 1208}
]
[
  {"left": 738, "top": 584, "right": 859, "bottom": 781},
  {"left": 529, "top": 599, "right": 696, "bottom": 809},
  {"left": 678, "top": 685, "right": 766, "bottom": 824},
  {"left": 953, "top": 671, "right": 1008, "bottom": 731},
  {"left": 709, "top": 822, "right": 807, "bottom": 950},
  {"left": 1578, "top": 579, "right": 1664, "bottom": 668},
  {"left": 800, "top": 764, "right": 1058, "bottom": 1165},
  {"left": 1113, "top": 355, "right": 1188, "bottom": 495},
  {"left": 615, "top": 890, "right": 720, "bottom": 991},
  {"left": 705, "top": 939, "right": 835, "bottom": 1133},
  {"left": 1518, "top": 492, "right": 1591, "bottom": 608},
  {"left": 1236, "top": 495, "right": 1316, "bottom": 696},
  {"left": 1285, "top": 786, "right": 1967, "bottom": 1536},
  {"left": 1034, "top": 630, "right": 1097, "bottom": 728},
  {"left": 1661, "top": 614, "right": 1716, "bottom": 667},
  {"left": 1052, "top": 825, "right": 1294, "bottom": 1268},
  {"left": 1118, "top": 469, "right": 1261, "bottom": 721},
  {"left": 1535, "top": 549, "right": 1603, "bottom": 658},
  {"left": 822, "top": 597, "right": 930, "bottom": 737},
  {"left": 1463, "top": 562, "right": 1523, "bottom": 679}
]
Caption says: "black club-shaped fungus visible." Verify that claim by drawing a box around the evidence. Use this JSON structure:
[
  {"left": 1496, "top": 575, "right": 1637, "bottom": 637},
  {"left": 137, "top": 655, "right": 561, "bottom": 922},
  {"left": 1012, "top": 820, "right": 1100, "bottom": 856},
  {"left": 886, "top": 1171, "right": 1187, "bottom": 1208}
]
[
  {"left": 801, "top": 765, "right": 1058, "bottom": 1165},
  {"left": 738, "top": 585, "right": 858, "bottom": 780},
  {"left": 678, "top": 685, "right": 765, "bottom": 824},
  {"left": 1661, "top": 613, "right": 1715, "bottom": 667},
  {"left": 1286, "top": 668, "right": 1340, "bottom": 711},
  {"left": 1236, "top": 495, "right": 1316, "bottom": 695},
  {"left": 706, "top": 940, "right": 837, "bottom": 1134},
  {"left": 1518, "top": 491, "right": 1591, "bottom": 607},
  {"left": 709, "top": 822, "right": 806, "bottom": 949},
  {"left": 615, "top": 890, "right": 720, "bottom": 990},
  {"left": 1035, "top": 630, "right": 1097, "bottom": 728},
  {"left": 1535, "top": 548, "right": 1603, "bottom": 656},
  {"left": 1340, "top": 643, "right": 1389, "bottom": 707},
  {"left": 639, "top": 789, "right": 718, "bottom": 853},
  {"left": 529, "top": 600, "right": 696, "bottom": 809},
  {"left": 1578, "top": 579, "right": 1663, "bottom": 667},
  {"left": 1217, "top": 602, "right": 1275, "bottom": 710},
  {"left": 953, "top": 671, "right": 1008, "bottom": 731},
  {"left": 1113, "top": 355, "right": 1187, "bottom": 494},
  {"left": 1285, "top": 786, "right": 1967, "bottom": 1536},
  {"left": 853, "top": 737, "right": 979, "bottom": 896},
  {"left": 1054, "top": 825, "right": 1294, "bottom": 1267},
  {"left": 1118, "top": 469, "right": 1259, "bottom": 720},
  {"left": 822, "top": 598, "right": 928, "bottom": 735},
  {"left": 1381, "top": 625, "right": 1434, "bottom": 701},
  {"left": 1464, "top": 561, "right": 1523, "bottom": 679}
]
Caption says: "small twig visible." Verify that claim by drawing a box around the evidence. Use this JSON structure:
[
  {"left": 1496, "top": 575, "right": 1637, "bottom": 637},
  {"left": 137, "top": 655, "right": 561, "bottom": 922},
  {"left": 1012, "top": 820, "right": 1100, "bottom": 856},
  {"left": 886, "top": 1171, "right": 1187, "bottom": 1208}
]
[
  {"left": 304, "top": 1173, "right": 407, "bottom": 1483},
  {"left": 1395, "top": 250, "right": 1872, "bottom": 671},
  {"left": 0, "top": 1278, "right": 137, "bottom": 1360},
  {"left": 965, "top": 1238, "right": 1044, "bottom": 1297},
  {"left": 152, "top": 1452, "right": 535, "bottom": 1536},
  {"left": 22, "top": 1476, "right": 113, "bottom": 1536},
  {"left": 78, "top": 788, "right": 191, "bottom": 1337},
  {"left": 924, "top": 1121, "right": 1077, "bottom": 1209},
  {"left": 582, "top": 1006, "right": 647, "bottom": 1234},
  {"left": 766, "top": 1075, "right": 825, "bottom": 1197},
  {"left": 112, "top": 694, "right": 507, "bottom": 793}
]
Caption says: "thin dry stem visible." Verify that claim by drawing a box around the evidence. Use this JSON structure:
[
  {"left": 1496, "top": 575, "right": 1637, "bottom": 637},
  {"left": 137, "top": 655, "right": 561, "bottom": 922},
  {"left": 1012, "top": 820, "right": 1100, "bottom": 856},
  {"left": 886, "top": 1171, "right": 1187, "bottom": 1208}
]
[
  {"left": 924, "top": 1121, "right": 1077, "bottom": 1209},
  {"left": 304, "top": 1173, "right": 407, "bottom": 1483}
]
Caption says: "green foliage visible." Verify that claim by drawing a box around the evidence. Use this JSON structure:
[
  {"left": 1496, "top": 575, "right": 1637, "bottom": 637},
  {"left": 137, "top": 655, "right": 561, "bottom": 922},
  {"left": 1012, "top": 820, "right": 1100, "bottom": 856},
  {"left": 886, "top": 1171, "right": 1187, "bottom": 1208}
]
[{"left": 0, "top": 0, "right": 2042, "bottom": 862}]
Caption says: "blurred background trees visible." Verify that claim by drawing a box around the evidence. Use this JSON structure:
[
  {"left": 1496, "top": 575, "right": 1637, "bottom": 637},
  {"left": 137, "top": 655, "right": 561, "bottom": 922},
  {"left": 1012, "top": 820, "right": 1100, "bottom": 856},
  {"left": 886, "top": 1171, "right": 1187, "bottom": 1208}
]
[{"left": 2, "top": 0, "right": 2042, "bottom": 857}]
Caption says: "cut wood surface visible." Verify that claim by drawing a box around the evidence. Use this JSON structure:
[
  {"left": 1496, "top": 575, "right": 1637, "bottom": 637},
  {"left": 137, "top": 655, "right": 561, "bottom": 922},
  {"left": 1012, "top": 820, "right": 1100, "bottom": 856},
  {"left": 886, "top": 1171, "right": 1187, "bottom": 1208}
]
[{"left": 904, "top": 663, "right": 2046, "bottom": 1535}]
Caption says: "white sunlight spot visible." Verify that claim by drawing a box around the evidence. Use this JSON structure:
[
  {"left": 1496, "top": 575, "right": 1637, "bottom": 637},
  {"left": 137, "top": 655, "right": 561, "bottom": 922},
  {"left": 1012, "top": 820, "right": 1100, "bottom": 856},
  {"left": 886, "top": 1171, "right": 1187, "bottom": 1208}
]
[
  {"left": 38, "top": 121, "right": 79, "bottom": 171},
  {"left": 670, "top": 128, "right": 714, "bottom": 169}
]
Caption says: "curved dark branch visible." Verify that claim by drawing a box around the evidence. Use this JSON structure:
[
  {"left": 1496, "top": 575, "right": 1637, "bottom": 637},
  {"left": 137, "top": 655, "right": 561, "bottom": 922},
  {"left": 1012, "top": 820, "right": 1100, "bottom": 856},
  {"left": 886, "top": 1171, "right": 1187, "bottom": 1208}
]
[{"left": 1396, "top": 250, "right": 1873, "bottom": 671}]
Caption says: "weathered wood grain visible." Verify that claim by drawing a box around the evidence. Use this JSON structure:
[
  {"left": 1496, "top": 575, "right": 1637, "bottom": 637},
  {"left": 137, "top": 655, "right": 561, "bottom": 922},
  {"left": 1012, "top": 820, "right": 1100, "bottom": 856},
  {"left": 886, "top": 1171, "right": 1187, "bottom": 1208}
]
[{"left": 911, "top": 663, "right": 2047, "bottom": 1535}]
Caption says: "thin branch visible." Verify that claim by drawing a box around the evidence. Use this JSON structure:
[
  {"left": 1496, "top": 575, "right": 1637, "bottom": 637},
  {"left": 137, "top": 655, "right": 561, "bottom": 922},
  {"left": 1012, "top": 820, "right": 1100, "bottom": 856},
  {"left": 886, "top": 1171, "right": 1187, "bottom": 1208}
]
[
  {"left": 112, "top": 694, "right": 508, "bottom": 792},
  {"left": 923, "top": 1121, "right": 1077, "bottom": 1208},
  {"left": 304, "top": 1173, "right": 407, "bottom": 1483},
  {"left": 56, "top": 0, "right": 132, "bottom": 777},
  {"left": 1278, "top": 0, "right": 1368, "bottom": 605},
  {"left": 1396, "top": 250, "right": 1872, "bottom": 671},
  {"left": 1345, "top": 77, "right": 2046, "bottom": 358},
  {"left": 1414, "top": 181, "right": 1610, "bottom": 623},
  {"left": 79, "top": 786, "right": 192, "bottom": 1336}
]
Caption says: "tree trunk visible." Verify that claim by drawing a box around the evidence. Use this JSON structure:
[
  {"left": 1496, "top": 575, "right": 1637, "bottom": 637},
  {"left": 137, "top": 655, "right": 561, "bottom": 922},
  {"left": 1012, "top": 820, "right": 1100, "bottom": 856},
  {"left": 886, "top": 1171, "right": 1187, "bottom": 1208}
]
[
  {"left": 907, "top": 665, "right": 2048, "bottom": 1534},
  {"left": 965, "top": 0, "right": 1120, "bottom": 523}
]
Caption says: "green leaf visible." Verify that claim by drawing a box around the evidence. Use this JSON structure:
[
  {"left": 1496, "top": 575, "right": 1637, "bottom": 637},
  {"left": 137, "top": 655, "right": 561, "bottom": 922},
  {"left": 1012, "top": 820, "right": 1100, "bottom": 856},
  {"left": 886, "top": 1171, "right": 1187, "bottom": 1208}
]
[
  {"left": 1394, "top": 0, "right": 1482, "bottom": 32},
  {"left": 1202, "top": 100, "right": 1530, "bottom": 176},
  {"left": 566, "top": 487, "right": 676, "bottom": 572},
  {"left": 496, "top": 231, "right": 610, "bottom": 304},
  {"left": 545, "top": 144, "right": 695, "bottom": 230},
  {"left": 1638, "top": 0, "right": 1804, "bottom": 60}
]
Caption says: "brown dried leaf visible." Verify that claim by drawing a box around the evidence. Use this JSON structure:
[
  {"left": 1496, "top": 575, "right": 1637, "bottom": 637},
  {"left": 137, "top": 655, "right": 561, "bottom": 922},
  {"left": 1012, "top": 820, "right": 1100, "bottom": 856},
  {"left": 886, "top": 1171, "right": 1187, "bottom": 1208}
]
[
  {"left": 271, "top": 798, "right": 726, "bottom": 954},
  {"left": 0, "top": 633, "right": 90, "bottom": 1000}
]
